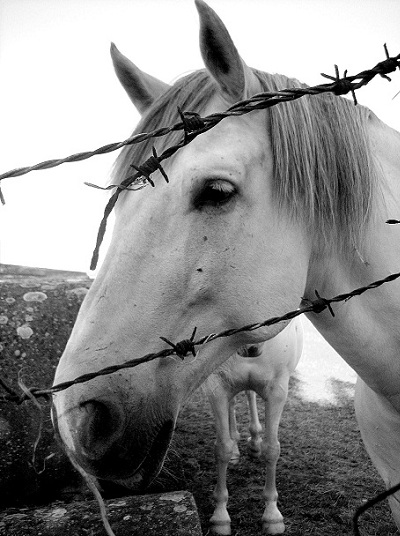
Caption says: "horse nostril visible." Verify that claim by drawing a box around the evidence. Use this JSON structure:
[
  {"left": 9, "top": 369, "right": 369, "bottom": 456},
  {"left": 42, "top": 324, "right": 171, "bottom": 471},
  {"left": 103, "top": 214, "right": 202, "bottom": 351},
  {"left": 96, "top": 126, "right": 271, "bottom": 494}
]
[{"left": 76, "top": 400, "right": 124, "bottom": 460}]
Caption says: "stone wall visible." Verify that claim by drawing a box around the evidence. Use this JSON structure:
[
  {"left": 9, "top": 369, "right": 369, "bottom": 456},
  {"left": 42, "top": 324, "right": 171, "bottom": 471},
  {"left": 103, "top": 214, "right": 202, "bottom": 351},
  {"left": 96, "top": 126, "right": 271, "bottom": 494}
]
[
  {"left": 0, "top": 264, "right": 201, "bottom": 535},
  {"left": 0, "top": 266, "right": 92, "bottom": 506}
]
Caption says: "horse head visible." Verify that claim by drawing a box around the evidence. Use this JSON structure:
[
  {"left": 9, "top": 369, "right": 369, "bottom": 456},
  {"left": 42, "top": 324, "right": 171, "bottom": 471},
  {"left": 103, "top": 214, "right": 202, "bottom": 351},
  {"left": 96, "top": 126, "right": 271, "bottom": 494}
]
[{"left": 52, "top": 0, "right": 312, "bottom": 489}]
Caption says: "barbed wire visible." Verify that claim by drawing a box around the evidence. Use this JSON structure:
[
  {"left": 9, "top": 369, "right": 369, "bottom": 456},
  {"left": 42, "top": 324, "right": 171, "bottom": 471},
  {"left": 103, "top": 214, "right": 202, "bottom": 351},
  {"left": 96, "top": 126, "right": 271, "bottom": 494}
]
[
  {"left": 1, "top": 46, "right": 400, "bottom": 533},
  {"left": 0, "top": 45, "right": 399, "bottom": 269},
  {"left": 0, "top": 44, "right": 398, "bottom": 187},
  {"left": 87, "top": 46, "right": 400, "bottom": 270},
  {"left": 3, "top": 265, "right": 400, "bottom": 535},
  {"left": 1, "top": 268, "right": 400, "bottom": 405}
]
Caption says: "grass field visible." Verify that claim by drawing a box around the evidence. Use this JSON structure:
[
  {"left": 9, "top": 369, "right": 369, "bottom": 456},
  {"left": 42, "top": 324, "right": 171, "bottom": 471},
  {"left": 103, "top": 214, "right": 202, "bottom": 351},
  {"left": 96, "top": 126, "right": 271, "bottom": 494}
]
[{"left": 162, "top": 320, "right": 400, "bottom": 536}]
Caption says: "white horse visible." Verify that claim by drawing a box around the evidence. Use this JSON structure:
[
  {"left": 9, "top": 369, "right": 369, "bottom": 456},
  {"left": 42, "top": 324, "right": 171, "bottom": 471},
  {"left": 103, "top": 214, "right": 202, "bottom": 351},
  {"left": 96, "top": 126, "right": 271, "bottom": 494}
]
[
  {"left": 52, "top": 0, "right": 400, "bottom": 532},
  {"left": 203, "top": 319, "right": 302, "bottom": 534}
]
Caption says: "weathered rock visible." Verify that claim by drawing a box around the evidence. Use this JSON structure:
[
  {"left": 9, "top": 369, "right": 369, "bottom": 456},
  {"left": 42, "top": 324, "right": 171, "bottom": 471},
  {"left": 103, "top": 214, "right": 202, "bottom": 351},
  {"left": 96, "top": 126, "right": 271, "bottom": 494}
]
[
  {"left": 0, "top": 265, "right": 187, "bottom": 510},
  {"left": 0, "top": 264, "right": 91, "bottom": 279},
  {"left": 0, "top": 265, "right": 92, "bottom": 506},
  {"left": 0, "top": 491, "right": 202, "bottom": 535}
]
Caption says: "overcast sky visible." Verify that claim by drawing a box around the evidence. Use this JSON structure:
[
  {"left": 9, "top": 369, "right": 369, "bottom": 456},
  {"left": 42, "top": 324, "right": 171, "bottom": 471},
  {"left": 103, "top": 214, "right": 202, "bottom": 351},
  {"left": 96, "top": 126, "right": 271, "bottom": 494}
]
[{"left": 1, "top": 0, "right": 399, "bottom": 273}]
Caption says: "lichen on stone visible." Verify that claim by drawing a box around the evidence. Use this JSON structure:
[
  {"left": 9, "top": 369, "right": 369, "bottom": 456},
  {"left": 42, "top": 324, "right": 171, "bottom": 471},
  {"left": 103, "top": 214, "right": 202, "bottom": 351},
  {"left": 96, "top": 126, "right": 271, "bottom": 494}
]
[
  {"left": 23, "top": 291, "right": 47, "bottom": 303},
  {"left": 16, "top": 325, "right": 34, "bottom": 339}
]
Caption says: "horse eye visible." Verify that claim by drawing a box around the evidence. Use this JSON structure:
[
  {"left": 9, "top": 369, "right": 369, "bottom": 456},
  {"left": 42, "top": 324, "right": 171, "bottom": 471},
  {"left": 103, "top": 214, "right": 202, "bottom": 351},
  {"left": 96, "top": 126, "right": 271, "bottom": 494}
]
[{"left": 193, "top": 180, "right": 237, "bottom": 209}]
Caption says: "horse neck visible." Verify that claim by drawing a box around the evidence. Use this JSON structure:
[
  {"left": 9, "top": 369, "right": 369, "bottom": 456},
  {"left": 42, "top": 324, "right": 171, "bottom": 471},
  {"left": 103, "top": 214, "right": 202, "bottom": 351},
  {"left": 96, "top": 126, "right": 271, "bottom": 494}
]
[
  {"left": 305, "top": 113, "right": 400, "bottom": 290},
  {"left": 303, "top": 116, "right": 400, "bottom": 402}
]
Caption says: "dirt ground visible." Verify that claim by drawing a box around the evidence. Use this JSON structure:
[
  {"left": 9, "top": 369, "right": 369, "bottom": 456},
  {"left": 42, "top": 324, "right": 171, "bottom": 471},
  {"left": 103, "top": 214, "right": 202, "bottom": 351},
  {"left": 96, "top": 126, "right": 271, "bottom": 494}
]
[{"left": 173, "top": 316, "right": 398, "bottom": 536}]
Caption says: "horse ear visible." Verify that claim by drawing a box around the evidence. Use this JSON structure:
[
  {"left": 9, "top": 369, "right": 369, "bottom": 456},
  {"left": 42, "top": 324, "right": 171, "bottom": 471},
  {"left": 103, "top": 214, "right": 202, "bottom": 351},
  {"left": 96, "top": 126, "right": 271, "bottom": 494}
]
[
  {"left": 195, "top": 0, "right": 257, "bottom": 103},
  {"left": 110, "top": 42, "right": 170, "bottom": 114}
]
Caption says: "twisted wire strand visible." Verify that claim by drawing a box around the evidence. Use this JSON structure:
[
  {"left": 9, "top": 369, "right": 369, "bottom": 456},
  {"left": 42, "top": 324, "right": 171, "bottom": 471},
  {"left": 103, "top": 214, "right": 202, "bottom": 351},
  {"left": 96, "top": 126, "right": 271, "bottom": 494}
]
[
  {"left": 87, "top": 48, "right": 400, "bottom": 269},
  {"left": 1, "top": 269, "right": 399, "bottom": 405},
  {"left": 0, "top": 47, "right": 398, "bottom": 186},
  {"left": 0, "top": 125, "right": 184, "bottom": 182},
  {"left": 2, "top": 270, "right": 400, "bottom": 535},
  {"left": 1, "top": 47, "right": 399, "bottom": 269},
  {"left": 0, "top": 45, "right": 399, "bottom": 535}
]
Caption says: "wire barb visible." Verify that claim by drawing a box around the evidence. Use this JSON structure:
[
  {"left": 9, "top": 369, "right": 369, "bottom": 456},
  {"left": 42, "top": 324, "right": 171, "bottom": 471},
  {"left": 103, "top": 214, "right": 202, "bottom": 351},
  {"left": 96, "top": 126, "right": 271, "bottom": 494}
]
[
  {"left": 3, "top": 269, "right": 400, "bottom": 405},
  {"left": 321, "top": 65, "right": 358, "bottom": 105},
  {"left": 160, "top": 327, "right": 198, "bottom": 360},
  {"left": 0, "top": 45, "right": 397, "bottom": 188},
  {"left": 313, "top": 290, "right": 336, "bottom": 317},
  {"left": 1, "top": 47, "right": 399, "bottom": 268},
  {"left": 178, "top": 107, "right": 206, "bottom": 143},
  {"left": 0, "top": 44, "right": 400, "bottom": 533},
  {"left": 129, "top": 146, "right": 169, "bottom": 187},
  {"left": 375, "top": 43, "right": 400, "bottom": 81}
]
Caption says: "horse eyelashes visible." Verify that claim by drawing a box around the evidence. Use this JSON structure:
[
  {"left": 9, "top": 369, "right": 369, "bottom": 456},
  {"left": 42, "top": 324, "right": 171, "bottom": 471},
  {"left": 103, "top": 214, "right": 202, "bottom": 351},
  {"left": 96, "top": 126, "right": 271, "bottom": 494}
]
[{"left": 193, "top": 180, "right": 237, "bottom": 209}]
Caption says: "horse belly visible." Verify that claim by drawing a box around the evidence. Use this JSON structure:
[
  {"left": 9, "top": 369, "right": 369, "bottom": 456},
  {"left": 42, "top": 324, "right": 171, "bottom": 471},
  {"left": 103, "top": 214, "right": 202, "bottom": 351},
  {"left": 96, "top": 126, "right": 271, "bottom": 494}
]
[{"left": 355, "top": 377, "right": 400, "bottom": 527}]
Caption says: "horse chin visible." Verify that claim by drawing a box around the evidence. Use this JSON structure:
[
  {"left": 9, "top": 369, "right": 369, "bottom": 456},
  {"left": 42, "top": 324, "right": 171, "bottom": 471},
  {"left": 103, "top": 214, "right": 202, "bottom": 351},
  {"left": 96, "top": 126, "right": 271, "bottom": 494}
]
[{"left": 114, "top": 420, "right": 175, "bottom": 491}]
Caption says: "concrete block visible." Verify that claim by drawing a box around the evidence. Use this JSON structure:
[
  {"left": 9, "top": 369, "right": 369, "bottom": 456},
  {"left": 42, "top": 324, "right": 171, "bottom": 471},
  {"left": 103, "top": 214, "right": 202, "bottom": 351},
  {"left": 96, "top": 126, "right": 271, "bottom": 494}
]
[{"left": 0, "top": 491, "right": 202, "bottom": 535}]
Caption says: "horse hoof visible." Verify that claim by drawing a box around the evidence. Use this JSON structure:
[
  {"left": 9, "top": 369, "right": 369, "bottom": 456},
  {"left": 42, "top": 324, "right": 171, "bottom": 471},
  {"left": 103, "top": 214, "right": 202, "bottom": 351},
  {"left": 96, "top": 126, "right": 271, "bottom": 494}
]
[
  {"left": 247, "top": 437, "right": 262, "bottom": 458},
  {"left": 211, "top": 521, "right": 231, "bottom": 535},
  {"left": 262, "top": 521, "right": 285, "bottom": 534}
]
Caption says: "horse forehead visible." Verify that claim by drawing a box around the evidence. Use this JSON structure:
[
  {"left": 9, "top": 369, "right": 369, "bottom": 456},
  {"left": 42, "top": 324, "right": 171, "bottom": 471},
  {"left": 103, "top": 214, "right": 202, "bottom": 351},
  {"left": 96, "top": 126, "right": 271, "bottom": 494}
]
[{"left": 178, "top": 112, "right": 270, "bottom": 168}]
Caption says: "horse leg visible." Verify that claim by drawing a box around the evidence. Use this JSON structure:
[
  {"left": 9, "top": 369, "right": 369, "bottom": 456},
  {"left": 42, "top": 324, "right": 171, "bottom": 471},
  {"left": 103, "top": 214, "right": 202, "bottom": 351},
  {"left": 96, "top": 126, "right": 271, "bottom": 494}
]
[
  {"left": 246, "top": 389, "right": 263, "bottom": 458},
  {"left": 208, "top": 391, "right": 235, "bottom": 535},
  {"left": 228, "top": 397, "right": 241, "bottom": 465},
  {"left": 355, "top": 377, "right": 400, "bottom": 529},
  {"left": 260, "top": 381, "right": 288, "bottom": 535}
]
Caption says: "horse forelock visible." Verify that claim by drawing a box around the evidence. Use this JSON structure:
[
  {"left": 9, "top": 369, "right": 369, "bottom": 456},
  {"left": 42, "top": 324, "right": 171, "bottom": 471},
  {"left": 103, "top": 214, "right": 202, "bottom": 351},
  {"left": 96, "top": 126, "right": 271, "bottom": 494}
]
[
  {"left": 112, "top": 70, "right": 217, "bottom": 187},
  {"left": 254, "top": 70, "right": 376, "bottom": 257},
  {"left": 113, "top": 68, "right": 376, "bottom": 257}
]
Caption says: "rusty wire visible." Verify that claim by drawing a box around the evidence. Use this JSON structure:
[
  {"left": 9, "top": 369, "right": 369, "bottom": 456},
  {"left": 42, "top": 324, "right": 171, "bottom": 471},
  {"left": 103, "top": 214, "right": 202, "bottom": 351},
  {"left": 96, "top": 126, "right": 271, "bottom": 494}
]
[{"left": 2, "top": 268, "right": 400, "bottom": 405}]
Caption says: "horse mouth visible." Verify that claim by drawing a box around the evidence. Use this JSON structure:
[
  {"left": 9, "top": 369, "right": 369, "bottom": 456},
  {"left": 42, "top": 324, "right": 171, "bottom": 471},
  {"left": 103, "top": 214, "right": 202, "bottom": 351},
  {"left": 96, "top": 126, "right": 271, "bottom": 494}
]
[
  {"left": 53, "top": 401, "right": 175, "bottom": 490},
  {"left": 114, "top": 419, "right": 175, "bottom": 490}
]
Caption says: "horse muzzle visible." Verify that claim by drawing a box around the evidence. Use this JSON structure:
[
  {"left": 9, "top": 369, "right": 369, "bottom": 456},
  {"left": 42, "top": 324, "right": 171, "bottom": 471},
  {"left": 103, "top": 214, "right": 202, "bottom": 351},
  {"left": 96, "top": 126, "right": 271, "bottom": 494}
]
[{"left": 52, "top": 395, "right": 175, "bottom": 489}]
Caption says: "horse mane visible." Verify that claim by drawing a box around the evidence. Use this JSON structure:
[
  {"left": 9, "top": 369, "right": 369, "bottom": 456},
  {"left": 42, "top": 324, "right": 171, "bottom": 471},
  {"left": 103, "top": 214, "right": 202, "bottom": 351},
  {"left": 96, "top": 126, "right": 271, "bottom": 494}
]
[{"left": 113, "top": 68, "right": 376, "bottom": 256}]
